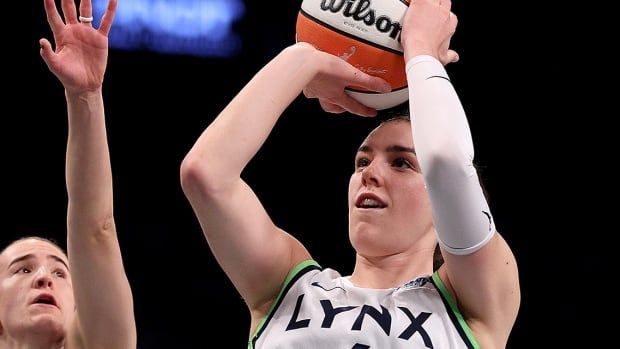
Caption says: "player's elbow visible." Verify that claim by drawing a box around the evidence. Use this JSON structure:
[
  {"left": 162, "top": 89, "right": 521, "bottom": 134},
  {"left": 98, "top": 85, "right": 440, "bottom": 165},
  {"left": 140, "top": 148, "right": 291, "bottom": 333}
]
[
  {"left": 180, "top": 153, "right": 232, "bottom": 199},
  {"left": 180, "top": 155, "right": 207, "bottom": 197}
]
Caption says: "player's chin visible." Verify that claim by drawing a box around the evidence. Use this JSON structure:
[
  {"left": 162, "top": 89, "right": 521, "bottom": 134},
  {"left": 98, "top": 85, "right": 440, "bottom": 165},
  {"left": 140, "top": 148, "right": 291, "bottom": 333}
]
[{"left": 29, "top": 313, "right": 67, "bottom": 337}]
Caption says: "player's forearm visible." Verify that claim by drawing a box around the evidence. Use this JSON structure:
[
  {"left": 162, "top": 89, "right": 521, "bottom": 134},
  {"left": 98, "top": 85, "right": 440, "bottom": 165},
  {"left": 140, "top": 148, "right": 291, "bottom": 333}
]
[
  {"left": 407, "top": 56, "right": 495, "bottom": 255},
  {"left": 65, "top": 89, "right": 114, "bottom": 231}
]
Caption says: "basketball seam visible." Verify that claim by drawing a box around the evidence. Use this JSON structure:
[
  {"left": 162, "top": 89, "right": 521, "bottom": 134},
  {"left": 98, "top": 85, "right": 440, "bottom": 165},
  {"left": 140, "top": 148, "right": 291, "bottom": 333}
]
[
  {"left": 299, "top": 9, "right": 404, "bottom": 56},
  {"left": 346, "top": 85, "right": 408, "bottom": 94}
]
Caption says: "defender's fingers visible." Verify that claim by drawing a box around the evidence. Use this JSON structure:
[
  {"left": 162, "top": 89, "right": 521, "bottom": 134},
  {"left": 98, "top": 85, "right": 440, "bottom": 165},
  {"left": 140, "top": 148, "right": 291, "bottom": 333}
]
[
  {"left": 78, "top": 0, "right": 94, "bottom": 26},
  {"left": 39, "top": 38, "right": 57, "bottom": 68},
  {"left": 61, "top": 0, "right": 78, "bottom": 24},
  {"left": 98, "top": 0, "right": 117, "bottom": 35},
  {"left": 44, "top": 0, "right": 65, "bottom": 34}
]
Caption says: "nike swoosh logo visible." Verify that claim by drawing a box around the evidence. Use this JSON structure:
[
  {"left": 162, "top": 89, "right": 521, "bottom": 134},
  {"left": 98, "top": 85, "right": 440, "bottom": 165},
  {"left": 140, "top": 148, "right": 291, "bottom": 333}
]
[
  {"left": 426, "top": 75, "right": 451, "bottom": 82},
  {"left": 482, "top": 211, "right": 492, "bottom": 232},
  {"left": 311, "top": 282, "right": 346, "bottom": 293}
]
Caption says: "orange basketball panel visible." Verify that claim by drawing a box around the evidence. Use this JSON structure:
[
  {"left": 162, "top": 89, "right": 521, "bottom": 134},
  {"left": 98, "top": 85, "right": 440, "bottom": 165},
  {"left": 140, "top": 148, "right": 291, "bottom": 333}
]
[{"left": 296, "top": 13, "right": 407, "bottom": 91}]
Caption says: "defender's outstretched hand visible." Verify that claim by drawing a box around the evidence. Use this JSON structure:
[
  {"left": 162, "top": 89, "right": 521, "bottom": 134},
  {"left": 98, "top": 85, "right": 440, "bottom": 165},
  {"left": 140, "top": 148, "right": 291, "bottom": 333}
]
[{"left": 39, "top": 0, "right": 117, "bottom": 93}]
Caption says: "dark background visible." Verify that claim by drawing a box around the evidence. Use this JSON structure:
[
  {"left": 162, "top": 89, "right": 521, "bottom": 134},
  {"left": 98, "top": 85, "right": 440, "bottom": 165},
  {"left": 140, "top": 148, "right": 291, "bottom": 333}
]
[{"left": 5, "top": 0, "right": 604, "bottom": 348}]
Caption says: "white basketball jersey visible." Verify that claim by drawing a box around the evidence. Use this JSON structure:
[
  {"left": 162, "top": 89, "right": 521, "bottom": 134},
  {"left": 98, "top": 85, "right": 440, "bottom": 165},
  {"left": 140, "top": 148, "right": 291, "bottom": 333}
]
[{"left": 249, "top": 260, "right": 479, "bottom": 349}]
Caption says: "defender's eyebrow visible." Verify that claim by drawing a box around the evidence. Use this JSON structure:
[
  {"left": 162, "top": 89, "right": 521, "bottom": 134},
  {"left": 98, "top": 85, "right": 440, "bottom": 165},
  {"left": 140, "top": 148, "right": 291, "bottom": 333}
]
[{"left": 8, "top": 254, "right": 69, "bottom": 271}]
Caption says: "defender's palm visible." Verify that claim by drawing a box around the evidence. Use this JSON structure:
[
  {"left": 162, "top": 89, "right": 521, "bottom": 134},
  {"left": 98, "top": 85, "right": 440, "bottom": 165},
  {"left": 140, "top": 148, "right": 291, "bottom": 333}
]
[{"left": 43, "top": 24, "right": 108, "bottom": 92}]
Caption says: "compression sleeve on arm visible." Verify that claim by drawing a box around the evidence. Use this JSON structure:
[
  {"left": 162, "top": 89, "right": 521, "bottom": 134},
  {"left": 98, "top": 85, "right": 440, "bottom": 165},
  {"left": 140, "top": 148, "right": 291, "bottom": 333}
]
[{"left": 406, "top": 55, "right": 495, "bottom": 255}]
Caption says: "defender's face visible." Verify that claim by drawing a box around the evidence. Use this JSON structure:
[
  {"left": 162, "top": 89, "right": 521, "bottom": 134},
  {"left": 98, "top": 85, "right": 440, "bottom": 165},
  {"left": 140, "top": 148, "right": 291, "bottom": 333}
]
[{"left": 0, "top": 239, "right": 74, "bottom": 339}]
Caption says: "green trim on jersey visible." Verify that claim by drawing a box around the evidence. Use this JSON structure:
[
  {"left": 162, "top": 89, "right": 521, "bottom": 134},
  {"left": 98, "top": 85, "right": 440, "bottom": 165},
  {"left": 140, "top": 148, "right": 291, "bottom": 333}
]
[
  {"left": 248, "top": 259, "right": 321, "bottom": 348},
  {"left": 431, "top": 272, "right": 480, "bottom": 349}
]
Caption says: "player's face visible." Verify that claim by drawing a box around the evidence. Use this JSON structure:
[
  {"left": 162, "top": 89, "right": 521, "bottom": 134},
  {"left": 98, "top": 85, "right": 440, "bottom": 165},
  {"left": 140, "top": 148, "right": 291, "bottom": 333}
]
[{"left": 348, "top": 120, "right": 435, "bottom": 257}]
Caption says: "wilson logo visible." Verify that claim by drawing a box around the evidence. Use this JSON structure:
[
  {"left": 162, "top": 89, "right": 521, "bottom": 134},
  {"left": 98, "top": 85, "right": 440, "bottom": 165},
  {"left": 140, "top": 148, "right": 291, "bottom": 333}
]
[{"left": 318, "top": 0, "right": 403, "bottom": 41}]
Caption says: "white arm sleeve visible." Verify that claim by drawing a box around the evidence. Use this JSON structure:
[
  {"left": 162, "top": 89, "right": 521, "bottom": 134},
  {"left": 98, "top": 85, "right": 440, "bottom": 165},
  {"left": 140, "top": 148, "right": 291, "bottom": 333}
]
[{"left": 406, "top": 55, "right": 495, "bottom": 255}]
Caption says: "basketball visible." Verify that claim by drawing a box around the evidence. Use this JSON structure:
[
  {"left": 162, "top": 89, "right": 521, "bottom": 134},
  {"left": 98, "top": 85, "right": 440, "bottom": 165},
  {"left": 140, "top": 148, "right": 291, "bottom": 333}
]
[{"left": 296, "top": 0, "right": 410, "bottom": 110}]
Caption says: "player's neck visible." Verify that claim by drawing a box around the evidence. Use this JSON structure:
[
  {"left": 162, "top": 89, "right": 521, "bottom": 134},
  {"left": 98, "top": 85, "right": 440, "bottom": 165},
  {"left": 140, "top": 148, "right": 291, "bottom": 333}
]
[
  {"left": 350, "top": 248, "right": 434, "bottom": 289},
  {"left": 0, "top": 332, "right": 65, "bottom": 349}
]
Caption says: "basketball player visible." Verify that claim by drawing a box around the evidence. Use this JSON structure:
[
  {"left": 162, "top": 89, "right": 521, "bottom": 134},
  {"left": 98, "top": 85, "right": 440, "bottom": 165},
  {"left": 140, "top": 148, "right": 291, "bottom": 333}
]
[
  {"left": 180, "top": 0, "right": 520, "bottom": 347},
  {"left": 0, "top": 0, "right": 136, "bottom": 348}
]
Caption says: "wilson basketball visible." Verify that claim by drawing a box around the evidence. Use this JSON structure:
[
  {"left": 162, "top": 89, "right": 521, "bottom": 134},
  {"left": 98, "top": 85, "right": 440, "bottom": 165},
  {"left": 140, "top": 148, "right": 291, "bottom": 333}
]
[{"left": 296, "top": 0, "right": 410, "bottom": 110}]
